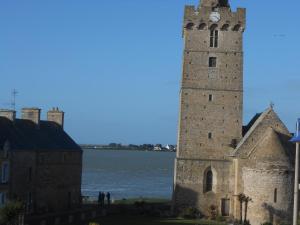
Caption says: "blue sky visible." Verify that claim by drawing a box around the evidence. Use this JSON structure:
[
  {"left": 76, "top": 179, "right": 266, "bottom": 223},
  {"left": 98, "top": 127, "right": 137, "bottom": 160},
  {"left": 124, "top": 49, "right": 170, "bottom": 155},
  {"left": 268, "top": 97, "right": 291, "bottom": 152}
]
[{"left": 0, "top": 0, "right": 299, "bottom": 145}]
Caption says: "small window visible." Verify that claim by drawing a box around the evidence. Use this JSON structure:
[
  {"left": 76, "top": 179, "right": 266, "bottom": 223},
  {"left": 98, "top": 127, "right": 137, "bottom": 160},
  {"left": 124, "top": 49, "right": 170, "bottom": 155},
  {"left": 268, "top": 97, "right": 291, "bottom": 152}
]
[
  {"left": 186, "top": 22, "right": 194, "bottom": 30},
  {"left": 274, "top": 188, "right": 277, "bottom": 203},
  {"left": 198, "top": 23, "right": 207, "bottom": 30},
  {"left": 221, "top": 24, "right": 230, "bottom": 31},
  {"left": 63, "top": 153, "right": 67, "bottom": 162},
  {"left": 205, "top": 170, "right": 213, "bottom": 192},
  {"left": 209, "top": 94, "right": 213, "bottom": 102},
  {"left": 3, "top": 140, "right": 10, "bottom": 158},
  {"left": 221, "top": 199, "right": 230, "bottom": 216},
  {"left": 210, "top": 27, "right": 218, "bottom": 48},
  {"left": 0, "top": 192, "right": 6, "bottom": 206},
  {"left": 209, "top": 57, "right": 217, "bottom": 67},
  {"left": 233, "top": 24, "right": 241, "bottom": 31},
  {"left": 208, "top": 132, "right": 212, "bottom": 139},
  {"left": 28, "top": 167, "right": 32, "bottom": 182},
  {"left": 1, "top": 162, "right": 9, "bottom": 183},
  {"left": 27, "top": 192, "right": 32, "bottom": 212}
]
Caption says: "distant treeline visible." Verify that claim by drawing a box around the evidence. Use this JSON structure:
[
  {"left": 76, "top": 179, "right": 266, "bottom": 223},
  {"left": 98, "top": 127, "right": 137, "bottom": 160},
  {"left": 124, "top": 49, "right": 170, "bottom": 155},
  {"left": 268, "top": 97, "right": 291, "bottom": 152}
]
[{"left": 80, "top": 143, "right": 176, "bottom": 152}]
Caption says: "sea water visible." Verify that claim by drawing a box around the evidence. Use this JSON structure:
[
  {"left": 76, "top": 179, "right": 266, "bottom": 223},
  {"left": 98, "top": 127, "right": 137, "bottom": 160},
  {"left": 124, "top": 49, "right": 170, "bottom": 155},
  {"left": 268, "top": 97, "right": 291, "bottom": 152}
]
[{"left": 82, "top": 149, "right": 175, "bottom": 200}]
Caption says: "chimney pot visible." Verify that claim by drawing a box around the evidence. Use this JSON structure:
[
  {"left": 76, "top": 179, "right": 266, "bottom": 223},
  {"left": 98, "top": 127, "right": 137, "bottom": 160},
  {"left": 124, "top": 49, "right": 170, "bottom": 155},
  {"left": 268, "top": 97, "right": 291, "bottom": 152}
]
[
  {"left": 0, "top": 109, "right": 16, "bottom": 122},
  {"left": 47, "top": 107, "right": 64, "bottom": 129},
  {"left": 21, "top": 108, "right": 41, "bottom": 126}
]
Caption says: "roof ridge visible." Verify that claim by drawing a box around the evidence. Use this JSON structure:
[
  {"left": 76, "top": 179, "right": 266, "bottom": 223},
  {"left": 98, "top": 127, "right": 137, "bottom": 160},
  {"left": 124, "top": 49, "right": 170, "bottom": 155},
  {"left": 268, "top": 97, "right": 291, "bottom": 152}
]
[{"left": 231, "top": 107, "right": 273, "bottom": 156}]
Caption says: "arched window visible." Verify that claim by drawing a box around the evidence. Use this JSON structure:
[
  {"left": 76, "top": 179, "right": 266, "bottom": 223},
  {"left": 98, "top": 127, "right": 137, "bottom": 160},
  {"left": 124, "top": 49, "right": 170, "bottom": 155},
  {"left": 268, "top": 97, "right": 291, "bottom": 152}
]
[
  {"left": 221, "top": 24, "right": 230, "bottom": 31},
  {"left": 198, "top": 23, "right": 207, "bottom": 30},
  {"left": 232, "top": 24, "right": 241, "bottom": 31},
  {"left": 185, "top": 22, "right": 194, "bottom": 30},
  {"left": 210, "top": 25, "right": 218, "bottom": 48},
  {"left": 210, "top": 24, "right": 218, "bottom": 31},
  {"left": 206, "top": 170, "right": 213, "bottom": 192}
]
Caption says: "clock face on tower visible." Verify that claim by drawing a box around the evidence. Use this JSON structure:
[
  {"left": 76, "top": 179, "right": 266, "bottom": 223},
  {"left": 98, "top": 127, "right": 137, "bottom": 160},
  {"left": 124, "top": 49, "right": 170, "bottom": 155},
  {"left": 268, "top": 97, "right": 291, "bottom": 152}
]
[{"left": 209, "top": 12, "right": 221, "bottom": 23}]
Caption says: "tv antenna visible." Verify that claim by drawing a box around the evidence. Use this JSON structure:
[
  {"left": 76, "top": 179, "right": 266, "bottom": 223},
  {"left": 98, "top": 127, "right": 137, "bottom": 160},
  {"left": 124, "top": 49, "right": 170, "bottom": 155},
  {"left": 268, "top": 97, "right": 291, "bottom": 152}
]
[{"left": 11, "top": 89, "right": 18, "bottom": 110}]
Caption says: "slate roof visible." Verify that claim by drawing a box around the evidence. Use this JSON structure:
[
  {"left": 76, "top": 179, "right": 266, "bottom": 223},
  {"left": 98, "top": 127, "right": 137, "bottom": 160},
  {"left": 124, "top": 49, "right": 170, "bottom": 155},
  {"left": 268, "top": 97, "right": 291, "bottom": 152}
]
[
  {"left": 0, "top": 117, "right": 81, "bottom": 151},
  {"left": 242, "top": 113, "right": 262, "bottom": 136}
]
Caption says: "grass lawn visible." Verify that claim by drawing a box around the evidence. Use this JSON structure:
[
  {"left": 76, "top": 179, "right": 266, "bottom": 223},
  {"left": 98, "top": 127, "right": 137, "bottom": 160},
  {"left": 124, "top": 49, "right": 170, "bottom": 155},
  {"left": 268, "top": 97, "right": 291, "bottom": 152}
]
[
  {"left": 89, "top": 215, "right": 226, "bottom": 225},
  {"left": 114, "top": 198, "right": 170, "bottom": 205},
  {"left": 88, "top": 199, "right": 226, "bottom": 225}
]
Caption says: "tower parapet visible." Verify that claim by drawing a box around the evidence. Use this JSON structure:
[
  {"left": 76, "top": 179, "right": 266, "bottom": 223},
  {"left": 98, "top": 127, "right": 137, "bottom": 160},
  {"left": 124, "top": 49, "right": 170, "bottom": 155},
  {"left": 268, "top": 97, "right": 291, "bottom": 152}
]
[
  {"left": 183, "top": 3, "right": 245, "bottom": 37},
  {"left": 200, "top": 0, "right": 230, "bottom": 8}
]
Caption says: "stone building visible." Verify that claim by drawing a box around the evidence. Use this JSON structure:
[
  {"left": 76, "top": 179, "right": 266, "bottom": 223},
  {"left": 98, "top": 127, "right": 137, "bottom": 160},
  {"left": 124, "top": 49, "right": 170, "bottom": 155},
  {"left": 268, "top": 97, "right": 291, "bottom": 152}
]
[
  {"left": 0, "top": 107, "right": 82, "bottom": 213},
  {"left": 173, "top": 1, "right": 294, "bottom": 225}
]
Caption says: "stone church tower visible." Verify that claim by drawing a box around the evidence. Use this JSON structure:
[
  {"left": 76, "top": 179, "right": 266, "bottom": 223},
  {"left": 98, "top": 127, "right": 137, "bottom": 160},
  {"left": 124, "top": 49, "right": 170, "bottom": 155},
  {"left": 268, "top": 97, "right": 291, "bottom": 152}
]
[
  {"left": 174, "top": 0, "right": 245, "bottom": 213},
  {"left": 173, "top": 1, "right": 294, "bottom": 225}
]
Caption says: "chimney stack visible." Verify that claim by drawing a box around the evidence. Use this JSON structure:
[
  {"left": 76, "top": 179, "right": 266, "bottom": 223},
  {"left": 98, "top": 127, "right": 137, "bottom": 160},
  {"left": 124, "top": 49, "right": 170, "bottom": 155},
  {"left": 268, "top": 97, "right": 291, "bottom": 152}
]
[
  {"left": 47, "top": 107, "right": 64, "bottom": 129},
  {"left": 0, "top": 109, "right": 16, "bottom": 122},
  {"left": 22, "top": 108, "right": 41, "bottom": 126}
]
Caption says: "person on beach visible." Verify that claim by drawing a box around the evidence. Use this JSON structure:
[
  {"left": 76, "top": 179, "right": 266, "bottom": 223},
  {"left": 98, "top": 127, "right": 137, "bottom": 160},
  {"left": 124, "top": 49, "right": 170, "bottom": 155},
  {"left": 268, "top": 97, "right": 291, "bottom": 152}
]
[
  {"left": 101, "top": 192, "right": 105, "bottom": 206},
  {"left": 106, "top": 192, "right": 111, "bottom": 206},
  {"left": 98, "top": 192, "right": 102, "bottom": 205}
]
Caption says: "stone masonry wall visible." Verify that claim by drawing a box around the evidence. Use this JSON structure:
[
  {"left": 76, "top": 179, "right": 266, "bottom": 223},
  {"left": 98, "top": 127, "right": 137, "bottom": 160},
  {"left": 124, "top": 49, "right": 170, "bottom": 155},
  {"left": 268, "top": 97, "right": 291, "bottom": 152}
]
[
  {"left": 242, "top": 168, "right": 293, "bottom": 225},
  {"left": 10, "top": 150, "right": 82, "bottom": 213},
  {"left": 173, "top": 158, "right": 235, "bottom": 216}
]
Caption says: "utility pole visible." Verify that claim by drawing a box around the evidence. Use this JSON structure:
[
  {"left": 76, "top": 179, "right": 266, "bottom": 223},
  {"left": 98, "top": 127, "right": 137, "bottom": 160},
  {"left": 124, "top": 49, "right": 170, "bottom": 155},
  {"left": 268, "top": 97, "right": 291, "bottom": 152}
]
[
  {"left": 11, "top": 89, "right": 18, "bottom": 110},
  {"left": 291, "top": 119, "right": 300, "bottom": 225}
]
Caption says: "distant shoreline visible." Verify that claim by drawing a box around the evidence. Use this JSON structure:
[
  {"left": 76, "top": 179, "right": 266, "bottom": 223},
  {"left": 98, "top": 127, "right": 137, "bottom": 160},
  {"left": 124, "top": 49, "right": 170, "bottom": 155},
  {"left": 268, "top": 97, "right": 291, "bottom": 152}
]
[{"left": 80, "top": 146, "right": 176, "bottom": 153}]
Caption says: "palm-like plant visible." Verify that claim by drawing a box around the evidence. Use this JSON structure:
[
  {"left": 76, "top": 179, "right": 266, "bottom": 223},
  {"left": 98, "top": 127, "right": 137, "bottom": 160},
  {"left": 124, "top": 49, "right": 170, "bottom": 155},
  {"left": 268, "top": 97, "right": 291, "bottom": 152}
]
[
  {"left": 238, "top": 193, "right": 246, "bottom": 223},
  {"left": 243, "top": 196, "right": 252, "bottom": 223},
  {"left": 237, "top": 193, "right": 253, "bottom": 225}
]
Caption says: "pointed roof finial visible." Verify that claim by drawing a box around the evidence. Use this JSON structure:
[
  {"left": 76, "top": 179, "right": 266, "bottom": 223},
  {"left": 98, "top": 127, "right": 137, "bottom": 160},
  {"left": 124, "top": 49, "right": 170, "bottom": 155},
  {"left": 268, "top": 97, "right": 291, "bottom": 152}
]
[
  {"left": 270, "top": 101, "right": 275, "bottom": 109},
  {"left": 200, "top": 0, "right": 230, "bottom": 8}
]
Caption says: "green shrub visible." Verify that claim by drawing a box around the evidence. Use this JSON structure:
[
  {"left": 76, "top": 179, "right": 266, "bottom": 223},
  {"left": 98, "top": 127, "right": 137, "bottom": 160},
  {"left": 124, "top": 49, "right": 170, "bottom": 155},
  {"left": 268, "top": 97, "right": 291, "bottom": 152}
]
[
  {"left": 233, "top": 219, "right": 241, "bottom": 225},
  {"left": 280, "top": 222, "right": 290, "bottom": 225},
  {"left": 209, "top": 205, "right": 217, "bottom": 220},
  {"left": 261, "top": 222, "right": 272, "bottom": 225},
  {"left": 179, "top": 207, "right": 201, "bottom": 219},
  {"left": 134, "top": 200, "right": 146, "bottom": 208},
  {"left": 244, "top": 220, "right": 251, "bottom": 225},
  {"left": 216, "top": 215, "right": 226, "bottom": 222},
  {"left": 0, "top": 201, "right": 23, "bottom": 225}
]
